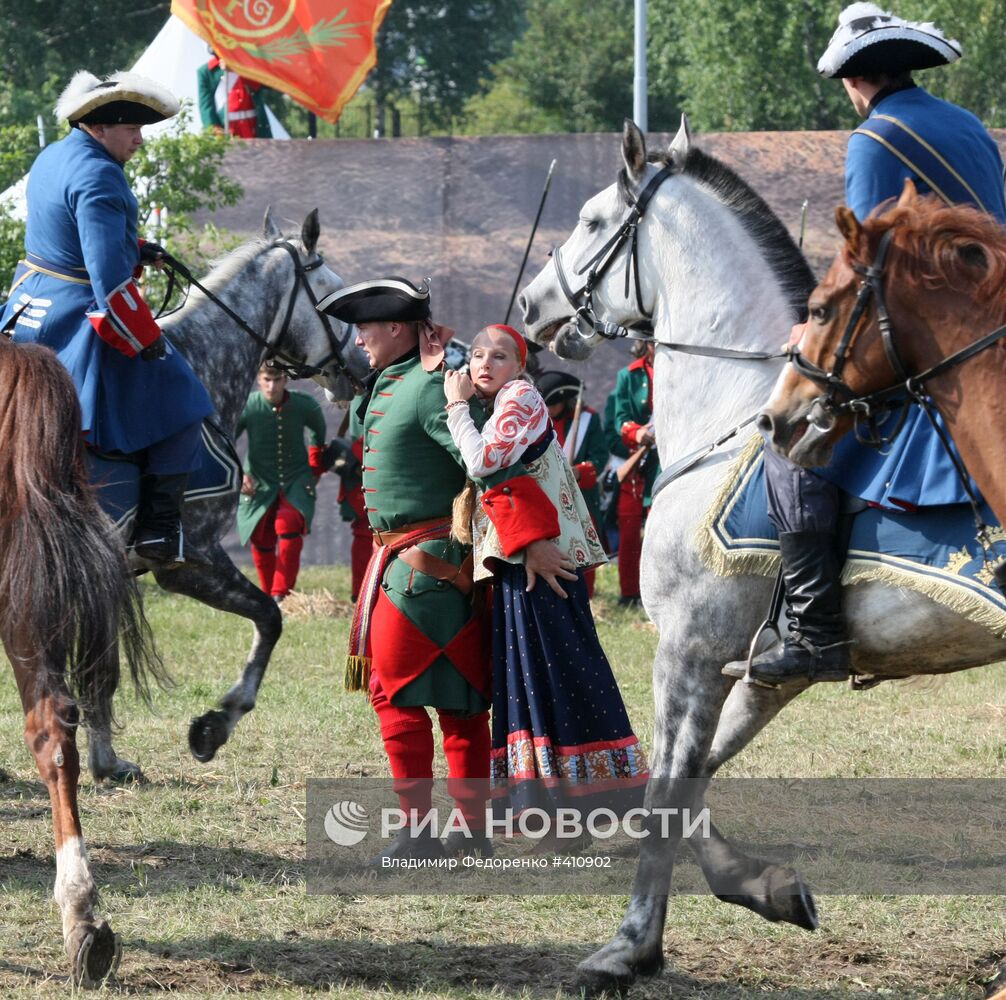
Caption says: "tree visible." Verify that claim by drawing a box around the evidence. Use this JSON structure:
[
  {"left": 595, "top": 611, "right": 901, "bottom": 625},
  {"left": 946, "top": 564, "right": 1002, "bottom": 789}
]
[
  {"left": 467, "top": 0, "right": 680, "bottom": 134},
  {"left": 366, "top": 0, "right": 527, "bottom": 133},
  {"left": 0, "top": 1, "right": 171, "bottom": 128}
]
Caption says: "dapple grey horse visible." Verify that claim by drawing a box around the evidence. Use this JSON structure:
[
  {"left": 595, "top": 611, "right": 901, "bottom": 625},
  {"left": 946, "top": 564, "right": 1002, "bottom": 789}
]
[
  {"left": 87, "top": 208, "right": 370, "bottom": 781},
  {"left": 519, "top": 120, "right": 1006, "bottom": 994}
]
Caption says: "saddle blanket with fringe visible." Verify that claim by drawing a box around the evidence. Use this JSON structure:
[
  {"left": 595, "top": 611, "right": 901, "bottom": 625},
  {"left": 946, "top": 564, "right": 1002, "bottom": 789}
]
[
  {"left": 697, "top": 436, "right": 1006, "bottom": 636},
  {"left": 86, "top": 420, "right": 241, "bottom": 530}
]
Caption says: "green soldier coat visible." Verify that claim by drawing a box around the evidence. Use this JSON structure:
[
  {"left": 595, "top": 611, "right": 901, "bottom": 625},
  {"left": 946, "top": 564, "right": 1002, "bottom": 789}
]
[
  {"left": 610, "top": 358, "right": 661, "bottom": 506},
  {"left": 236, "top": 390, "right": 326, "bottom": 544},
  {"left": 353, "top": 350, "right": 490, "bottom": 714}
]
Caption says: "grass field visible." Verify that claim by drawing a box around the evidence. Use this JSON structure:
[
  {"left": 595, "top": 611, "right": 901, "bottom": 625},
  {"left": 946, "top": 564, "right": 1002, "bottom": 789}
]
[{"left": 1, "top": 564, "right": 1004, "bottom": 998}]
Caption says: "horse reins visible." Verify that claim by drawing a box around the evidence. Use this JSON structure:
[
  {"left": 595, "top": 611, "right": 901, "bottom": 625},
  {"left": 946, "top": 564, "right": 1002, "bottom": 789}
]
[
  {"left": 156, "top": 239, "right": 361, "bottom": 389},
  {"left": 788, "top": 226, "right": 1006, "bottom": 564}
]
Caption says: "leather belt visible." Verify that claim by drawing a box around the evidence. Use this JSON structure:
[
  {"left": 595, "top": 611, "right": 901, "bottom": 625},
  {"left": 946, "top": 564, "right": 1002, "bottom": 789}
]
[
  {"left": 397, "top": 548, "right": 475, "bottom": 597},
  {"left": 371, "top": 517, "right": 451, "bottom": 546},
  {"left": 371, "top": 517, "right": 474, "bottom": 596}
]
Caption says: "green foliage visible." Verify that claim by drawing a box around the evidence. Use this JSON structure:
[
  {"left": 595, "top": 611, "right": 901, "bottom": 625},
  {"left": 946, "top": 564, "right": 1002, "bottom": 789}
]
[
  {"left": 125, "top": 108, "right": 245, "bottom": 309},
  {"left": 369, "top": 0, "right": 528, "bottom": 132},
  {"left": 470, "top": 0, "right": 645, "bottom": 134},
  {"left": 655, "top": 0, "right": 853, "bottom": 132},
  {"left": 0, "top": 0, "right": 170, "bottom": 128},
  {"left": 126, "top": 108, "right": 244, "bottom": 230}
]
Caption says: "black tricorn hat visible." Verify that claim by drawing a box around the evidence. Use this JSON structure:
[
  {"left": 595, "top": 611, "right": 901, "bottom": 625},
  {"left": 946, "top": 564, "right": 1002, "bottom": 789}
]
[
  {"left": 536, "top": 369, "right": 582, "bottom": 405},
  {"left": 317, "top": 277, "right": 431, "bottom": 324}
]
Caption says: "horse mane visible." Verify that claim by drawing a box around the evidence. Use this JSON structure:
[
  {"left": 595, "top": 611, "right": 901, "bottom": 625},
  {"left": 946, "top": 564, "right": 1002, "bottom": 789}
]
[
  {"left": 619, "top": 145, "right": 818, "bottom": 320},
  {"left": 185, "top": 236, "right": 274, "bottom": 305},
  {"left": 850, "top": 197, "right": 1006, "bottom": 324}
]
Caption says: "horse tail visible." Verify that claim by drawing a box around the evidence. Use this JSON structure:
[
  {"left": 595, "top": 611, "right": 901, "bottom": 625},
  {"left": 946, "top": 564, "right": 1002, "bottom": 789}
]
[{"left": 0, "top": 339, "right": 166, "bottom": 725}]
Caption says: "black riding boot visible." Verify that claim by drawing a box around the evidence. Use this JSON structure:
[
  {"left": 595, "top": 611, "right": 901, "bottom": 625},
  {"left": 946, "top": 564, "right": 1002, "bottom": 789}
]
[
  {"left": 722, "top": 531, "right": 852, "bottom": 685},
  {"left": 132, "top": 473, "right": 188, "bottom": 564}
]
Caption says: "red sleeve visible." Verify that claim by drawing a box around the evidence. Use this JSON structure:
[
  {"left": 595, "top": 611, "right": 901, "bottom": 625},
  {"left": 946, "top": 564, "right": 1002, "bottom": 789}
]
[
  {"left": 573, "top": 462, "right": 597, "bottom": 490},
  {"left": 480, "top": 475, "right": 560, "bottom": 557},
  {"left": 308, "top": 445, "right": 326, "bottom": 477},
  {"left": 621, "top": 422, "right": 645, "bottom": 451}
]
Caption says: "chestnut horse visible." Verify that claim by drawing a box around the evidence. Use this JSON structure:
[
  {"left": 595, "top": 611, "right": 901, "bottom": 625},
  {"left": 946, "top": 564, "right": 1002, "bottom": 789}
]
[
  {"left": 0, "top": 337, "right": 161, "bottom": 985},
  {"left": 761, "top": 181, "right": 1006, "bottom": 531}
]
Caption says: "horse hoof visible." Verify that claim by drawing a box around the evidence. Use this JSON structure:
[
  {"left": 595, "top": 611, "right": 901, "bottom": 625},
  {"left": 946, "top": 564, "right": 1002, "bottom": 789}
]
[
  {"left": 69, "top": 919, "right": 121, "bottom": 987},
  {"left": 575, "top": 961, "right": 635, "bottom": 998},
  {"left": 106, "top": 761, "right": 145, "bottom": 785},
  {"left": 188, "top": 710, "right": 230, "bottom": 763},
  {"left": 717, "top": 866, "right": 819, "bottom": 930}
]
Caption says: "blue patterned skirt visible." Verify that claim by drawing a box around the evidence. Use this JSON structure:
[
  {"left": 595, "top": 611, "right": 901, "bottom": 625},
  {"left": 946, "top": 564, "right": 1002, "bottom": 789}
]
[{"left": 490, "top": 564, "right": 648, "bottom": 816}]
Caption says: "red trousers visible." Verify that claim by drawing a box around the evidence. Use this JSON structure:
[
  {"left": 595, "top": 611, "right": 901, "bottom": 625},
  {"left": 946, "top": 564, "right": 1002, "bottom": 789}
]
[
  {"left": 617, "top": 472, "right": 646, "bottom": 599},
  {"left": 250, "top": 494, "right": 306, "bottom": 598},
  {"left": 369, "top": 671, "right": 490, "bottom": 828}
]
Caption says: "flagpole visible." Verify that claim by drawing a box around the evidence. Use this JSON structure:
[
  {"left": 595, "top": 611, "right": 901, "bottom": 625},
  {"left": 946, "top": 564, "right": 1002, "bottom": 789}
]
[
  {"left": 633, "top": 0, "right": 647, "bottom": 131},
  {"left": 504, "top": 158, "right": 557, "bottom": 326}
]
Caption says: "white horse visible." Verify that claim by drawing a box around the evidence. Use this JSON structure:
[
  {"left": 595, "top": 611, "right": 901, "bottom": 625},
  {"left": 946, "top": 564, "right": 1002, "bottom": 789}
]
[{"left": 519, "top": 119, "right": 1006, "bottom": 995}]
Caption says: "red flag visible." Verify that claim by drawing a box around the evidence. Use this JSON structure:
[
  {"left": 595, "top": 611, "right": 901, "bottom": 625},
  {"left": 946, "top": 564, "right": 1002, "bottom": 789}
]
[{"left": 172, "top": 0, "right": 392, "bottom": 124}]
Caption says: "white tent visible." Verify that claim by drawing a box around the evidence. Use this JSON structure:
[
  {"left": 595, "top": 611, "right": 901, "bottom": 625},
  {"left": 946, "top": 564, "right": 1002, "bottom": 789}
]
[
  {"left": 131, "top": 15, "right": 291, "bottom": 140},
  {"left": 1, "top": 16, "right": 290, "bottom": 217}
]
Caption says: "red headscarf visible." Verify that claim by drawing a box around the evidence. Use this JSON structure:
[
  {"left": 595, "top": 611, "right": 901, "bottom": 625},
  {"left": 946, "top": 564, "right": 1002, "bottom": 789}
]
[{"left": 484, "top": 324, "right": 527, "bottom": 366}]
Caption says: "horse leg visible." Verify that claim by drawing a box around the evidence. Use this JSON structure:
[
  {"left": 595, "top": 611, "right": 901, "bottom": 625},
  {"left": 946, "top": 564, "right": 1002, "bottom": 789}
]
[
  {"left": 7, "top": 631, "right": 121, "bottom": 986},
  {"left": 577, "top": 641, "right": 729, "bottom": 995},
  {"left": 153, "top": 545, "right": 282, "bottom": 763},
  {"left": 688, "top": 677, "right": 819, "bottom": 929},
  {"left": 83, "top": 642, "right": 144, "bottom": 784}
]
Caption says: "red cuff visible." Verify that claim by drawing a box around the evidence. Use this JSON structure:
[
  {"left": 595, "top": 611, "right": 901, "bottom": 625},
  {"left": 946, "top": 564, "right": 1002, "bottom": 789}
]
[
  {"left": 87, "top": 278, "right": 160, "bottom": 358},
  {"left": 621, "top": 422, "right": 644, "bottom": 451},
  {"left": 480, "top": 475, "right": 560, "bottom": 557},
  {"left": 308, "top": 445, "right": 326, "bottom": 477},
  {"left": 573, "top": 462, "right": 597, "bottom": 490}
]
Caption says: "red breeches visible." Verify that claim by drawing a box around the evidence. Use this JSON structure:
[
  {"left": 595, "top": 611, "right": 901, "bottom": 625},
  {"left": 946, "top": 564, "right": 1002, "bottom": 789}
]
[
  {"left": 250, "top": 494, "right": 307, "bottom": 597},
  {"left": 617, "top": 474, "right": 646, "bottom": 599}
]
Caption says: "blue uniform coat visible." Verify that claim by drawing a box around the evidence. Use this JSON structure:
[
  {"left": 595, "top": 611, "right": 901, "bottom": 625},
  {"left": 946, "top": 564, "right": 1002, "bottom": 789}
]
[
  {"left": 820, "top": 86, "right": 1006, "bottom": 509},
  {"left": 1, "top": 127, "right": 212, "bottom": 454}
]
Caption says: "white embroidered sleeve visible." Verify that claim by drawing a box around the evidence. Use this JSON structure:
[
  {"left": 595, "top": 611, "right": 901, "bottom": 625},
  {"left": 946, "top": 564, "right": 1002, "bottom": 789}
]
[{"left": 446, "top": 381, "right": 548, "bottom": 477}]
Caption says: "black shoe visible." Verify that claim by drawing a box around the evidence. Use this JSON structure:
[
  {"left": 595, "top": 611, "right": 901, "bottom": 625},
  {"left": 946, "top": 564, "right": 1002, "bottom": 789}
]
[
  {"left": 722, "top": 634, "right": 851, "bottom": 685},
  {"left": 617, "top": 595, "right": 641, "bottom": 608},
  {"left": 132, "top": 473, "right": 188, "bottom": 565},
  {"left": 368, "top": 827, "right": 446, "bottom": 868},
  {"left": 443, "top": 829, "right": 493, "bottom": 859},
  {"left": 722, "top": 530, "right": 853, "bottom": 686}
]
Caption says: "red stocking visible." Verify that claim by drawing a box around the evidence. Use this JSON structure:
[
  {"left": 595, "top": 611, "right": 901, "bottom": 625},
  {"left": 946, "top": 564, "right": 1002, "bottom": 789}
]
[{"left": 438, "top": 710, "right": 490, "bottom": 829}]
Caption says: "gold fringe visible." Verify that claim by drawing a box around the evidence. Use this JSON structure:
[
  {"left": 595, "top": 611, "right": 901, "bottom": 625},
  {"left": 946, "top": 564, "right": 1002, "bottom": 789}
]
[
  {"left": 694, "top": 433, "right": 1006, "bottom": 637},
  {"left": 344, "top": 655, "right": 372, "bottom": 692},
  {"left": 694, "top": 434, "right": 778, "bottom": 579},
  {"left": 842, "top": 559, "right": 1006, "bottom": 638}
]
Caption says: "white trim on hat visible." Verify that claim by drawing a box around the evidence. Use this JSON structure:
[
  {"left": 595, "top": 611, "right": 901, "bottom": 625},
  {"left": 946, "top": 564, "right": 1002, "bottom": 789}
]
[
  {"left": 315, "top": 278, "right": 429, "bottom": 314},
  {"left": 55, "top": 70, "right": 179, "bottom": 123},
  {"left": 817, "top": 3, "right": 961, "bottom": 78}
]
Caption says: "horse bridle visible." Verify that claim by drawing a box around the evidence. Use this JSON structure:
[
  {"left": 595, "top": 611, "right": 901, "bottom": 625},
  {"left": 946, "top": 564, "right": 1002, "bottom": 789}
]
[
  {"left": 159, "top": 239, "right": 362, "bottom": 390},
  {"left": 551, "top": 163, "right": 787, "bottom": 363},
  {"left": 788, "top": 227, "right": 1006, "bottom": 448},
  {"left": 552, "top": 164, "right": 675, "bottom": 342}
]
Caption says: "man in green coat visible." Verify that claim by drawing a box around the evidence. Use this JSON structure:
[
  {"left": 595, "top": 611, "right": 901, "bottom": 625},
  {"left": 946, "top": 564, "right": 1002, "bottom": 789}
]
[
  {"left": 197, "top": 52, "right": 272, "bottom": 138},
  {"left": 236, "top": 363, "right": 328, "bottom": 599},
  {"left": 610, "top": 342, "right": 661, "bottom": 604},
  {"left": 318, "top": 277, "right": 570, "bottom": 862}
]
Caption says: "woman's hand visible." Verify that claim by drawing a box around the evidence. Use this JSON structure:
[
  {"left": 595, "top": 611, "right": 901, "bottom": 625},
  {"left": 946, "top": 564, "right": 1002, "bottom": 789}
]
[
  {"left": 444, "top": 368, "right": 476, "bottom": 403},
  {"left": 240, "top": 474, "right": 256, "bottom": 497},
  {"left": 524, "top": 539, "right": 578, "bottom": 598}
]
